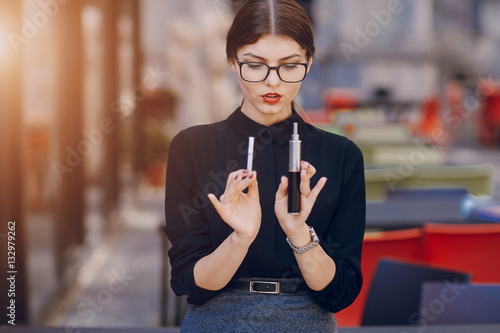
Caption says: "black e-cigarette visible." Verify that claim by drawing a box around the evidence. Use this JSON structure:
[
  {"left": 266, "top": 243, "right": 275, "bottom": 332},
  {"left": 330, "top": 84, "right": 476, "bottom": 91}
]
[{"left": 288, "top": 122, "right": 301, "bottom": 214}]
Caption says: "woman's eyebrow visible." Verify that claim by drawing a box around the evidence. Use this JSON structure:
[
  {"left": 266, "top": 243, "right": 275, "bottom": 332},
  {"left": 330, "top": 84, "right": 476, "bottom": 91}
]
[{"left": 242, "top": 52, "right": 302, "bottom": 61}]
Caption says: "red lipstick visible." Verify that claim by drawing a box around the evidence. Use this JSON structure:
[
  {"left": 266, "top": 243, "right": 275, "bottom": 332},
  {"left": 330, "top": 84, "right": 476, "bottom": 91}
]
[{"left": 262, "top": 92, "right": 282, "bottom": 104}]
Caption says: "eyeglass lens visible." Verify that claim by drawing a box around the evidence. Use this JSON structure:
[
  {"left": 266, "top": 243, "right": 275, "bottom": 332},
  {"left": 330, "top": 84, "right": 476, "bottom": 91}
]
[{"left": 240, "top": 63, "right": 307, "bottom": 83}]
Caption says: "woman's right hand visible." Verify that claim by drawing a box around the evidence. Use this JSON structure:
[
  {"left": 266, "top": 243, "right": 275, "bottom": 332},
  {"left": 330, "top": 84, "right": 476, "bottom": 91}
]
[{"left": 207, "top": 169, "right": 261, "bottom": 244}]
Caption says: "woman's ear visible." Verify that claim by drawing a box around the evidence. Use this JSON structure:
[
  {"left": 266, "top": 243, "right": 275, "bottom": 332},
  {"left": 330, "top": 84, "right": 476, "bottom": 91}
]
[
  {"left": 228, "top": 58, "right": 238, "bottom": 74},
  {"left": 306, "top": 56, "right": 314, "bottom": 73}
]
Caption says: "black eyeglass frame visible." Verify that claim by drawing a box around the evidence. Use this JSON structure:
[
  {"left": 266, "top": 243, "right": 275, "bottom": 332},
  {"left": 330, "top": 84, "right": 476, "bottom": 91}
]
[{"left": 234, "top": 56, "right": 310, "bottom": 83}]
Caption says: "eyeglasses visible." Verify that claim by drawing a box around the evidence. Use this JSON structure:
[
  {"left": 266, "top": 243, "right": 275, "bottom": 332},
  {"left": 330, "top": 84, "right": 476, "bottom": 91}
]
[{"left": 235, "top": 56, "right": 309, "bottom": 83}]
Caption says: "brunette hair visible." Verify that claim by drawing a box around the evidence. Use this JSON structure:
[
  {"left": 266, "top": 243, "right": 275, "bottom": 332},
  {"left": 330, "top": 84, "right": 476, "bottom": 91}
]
[{"left": 226, "top": 0, "right": 315, "bottom": 62}]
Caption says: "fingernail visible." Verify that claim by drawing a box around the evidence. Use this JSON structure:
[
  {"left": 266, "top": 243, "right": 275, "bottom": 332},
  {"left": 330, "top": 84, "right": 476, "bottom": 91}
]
[
  {"left": 249, "top": 171, "right": 254, "bottom": 179},
  {"left": 243, "top": 169, "right": 249, "bottom": 174}
]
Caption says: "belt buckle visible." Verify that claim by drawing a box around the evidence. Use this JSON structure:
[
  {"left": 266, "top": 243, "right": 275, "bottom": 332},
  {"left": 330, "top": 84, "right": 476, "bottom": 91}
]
[{"left": 249, "top": 281, "right": 280, "bottom": 294}]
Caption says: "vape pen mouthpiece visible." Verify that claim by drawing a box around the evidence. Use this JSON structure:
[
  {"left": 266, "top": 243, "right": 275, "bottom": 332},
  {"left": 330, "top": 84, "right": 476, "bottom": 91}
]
[
  {"left": 289, "top": 122, "right": 301, "bottom": 172},
  {"left": 247, "top": 136, "right": 254, "bottom": 171}
]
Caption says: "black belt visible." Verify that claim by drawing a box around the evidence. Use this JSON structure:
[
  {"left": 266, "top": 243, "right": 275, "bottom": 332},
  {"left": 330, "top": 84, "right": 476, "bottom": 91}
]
[{"left": 226, "top": 280, "right": 306, "bottom": 294}]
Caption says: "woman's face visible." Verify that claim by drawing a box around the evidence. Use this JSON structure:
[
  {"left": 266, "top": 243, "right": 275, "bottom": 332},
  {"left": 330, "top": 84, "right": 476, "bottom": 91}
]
[{"left": 230, "top": 35, "right": 311, "bottom": 126}]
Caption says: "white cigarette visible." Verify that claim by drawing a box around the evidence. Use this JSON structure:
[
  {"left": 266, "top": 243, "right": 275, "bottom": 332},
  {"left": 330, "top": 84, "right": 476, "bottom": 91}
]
[{"left": 247, "top": 137, "right": 254, "bottom": 171}]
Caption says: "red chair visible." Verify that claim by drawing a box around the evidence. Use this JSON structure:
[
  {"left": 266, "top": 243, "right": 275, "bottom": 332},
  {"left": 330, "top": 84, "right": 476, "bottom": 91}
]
[
  {"left": 478, "top": 79, "right": 500, "bottom": 147},
  {"left": 422, "top": 223, "right": 500, "bottom": 283},
  {"left": 335, "top": 228, "right": 423, "bottom": 326}
]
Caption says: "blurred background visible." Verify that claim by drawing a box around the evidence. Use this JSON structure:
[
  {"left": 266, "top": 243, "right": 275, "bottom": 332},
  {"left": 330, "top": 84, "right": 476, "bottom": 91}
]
[{"left": 1, "top": 0, "right": 500, "bottom": 329}]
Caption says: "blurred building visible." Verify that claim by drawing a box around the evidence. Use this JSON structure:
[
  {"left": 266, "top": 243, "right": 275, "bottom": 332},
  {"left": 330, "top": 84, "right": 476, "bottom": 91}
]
[{"left": 305, "top": 0, "right": 500, "bottom": 124}]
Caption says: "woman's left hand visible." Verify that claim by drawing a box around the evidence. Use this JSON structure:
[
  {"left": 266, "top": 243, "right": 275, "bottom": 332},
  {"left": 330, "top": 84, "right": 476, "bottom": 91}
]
[{"left": 275, "top": 161, "right": 327, "bottom": 246}]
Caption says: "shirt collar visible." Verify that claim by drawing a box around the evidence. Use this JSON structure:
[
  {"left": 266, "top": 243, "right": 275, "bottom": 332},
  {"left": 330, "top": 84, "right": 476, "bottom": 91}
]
[{"left": 227, "top": 107, "right": 306, "bottom": 146}]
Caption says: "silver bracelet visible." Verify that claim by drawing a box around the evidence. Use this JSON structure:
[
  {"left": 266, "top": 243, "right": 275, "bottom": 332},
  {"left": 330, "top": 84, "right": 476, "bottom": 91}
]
[{"left": 286, "top": 226, "right": 320, "bottom": 254}]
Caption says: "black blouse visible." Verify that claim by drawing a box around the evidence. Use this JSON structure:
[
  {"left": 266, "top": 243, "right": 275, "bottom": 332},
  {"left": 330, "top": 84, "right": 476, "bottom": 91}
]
[{"left": 164, "top": 108, "right": 366, "bottom": 313}]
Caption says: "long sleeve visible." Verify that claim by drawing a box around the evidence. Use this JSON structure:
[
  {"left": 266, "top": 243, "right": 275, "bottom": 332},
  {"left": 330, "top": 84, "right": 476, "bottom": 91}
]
[
  {"left": 164, "top": 129, "right": 222, "bottom": 305},
  {"left": 304, "top": 140, "right": 365, "bottom": 313}
]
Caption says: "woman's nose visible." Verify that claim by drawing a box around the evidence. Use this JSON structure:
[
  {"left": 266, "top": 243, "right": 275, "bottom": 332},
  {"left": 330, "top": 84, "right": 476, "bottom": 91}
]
[{"left": 264, "top": 68, "right": 280, "bottom": 86}]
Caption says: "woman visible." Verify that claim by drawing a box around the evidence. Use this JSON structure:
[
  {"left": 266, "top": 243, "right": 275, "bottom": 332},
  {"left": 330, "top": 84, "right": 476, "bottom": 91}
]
[{"left": 164, "top": 0, "right": 365, "bottom": 331}]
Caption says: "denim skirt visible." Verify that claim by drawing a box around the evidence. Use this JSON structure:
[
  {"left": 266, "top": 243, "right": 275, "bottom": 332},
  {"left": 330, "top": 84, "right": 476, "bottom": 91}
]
[{"left": 180, "top": 279, "right": 338, "bottom": 333}]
